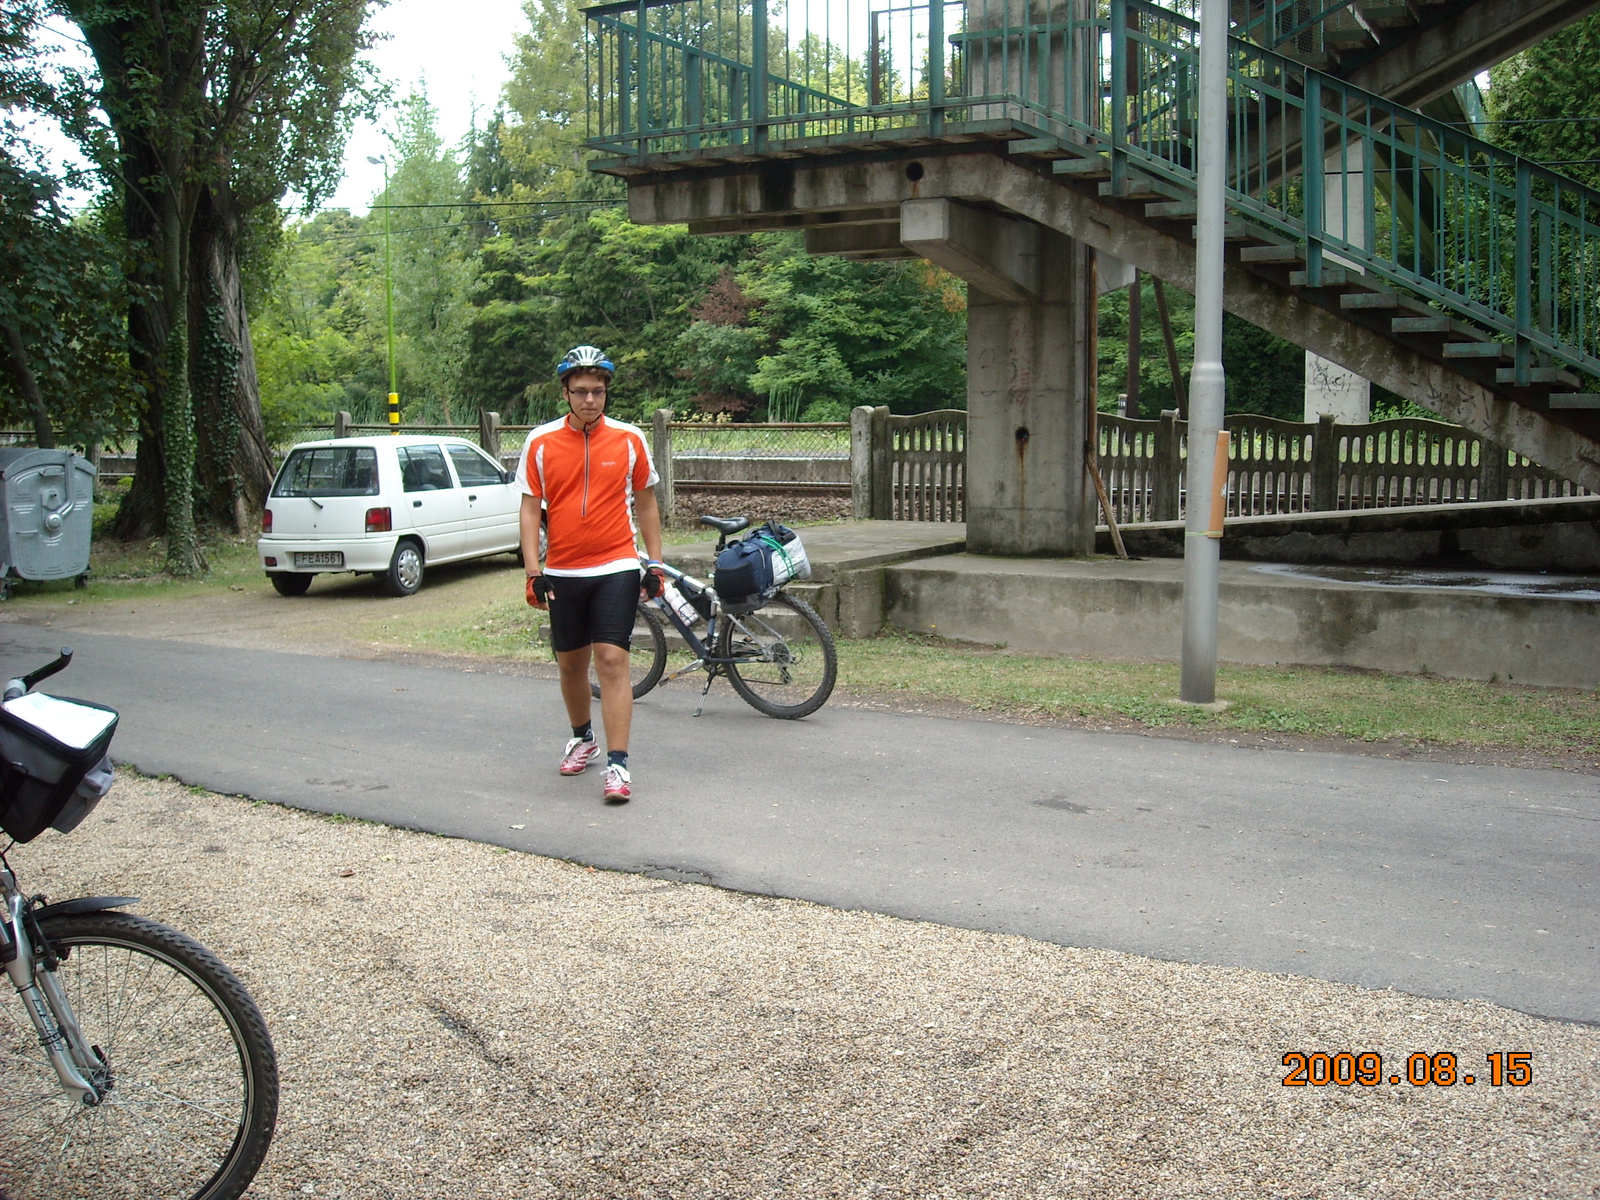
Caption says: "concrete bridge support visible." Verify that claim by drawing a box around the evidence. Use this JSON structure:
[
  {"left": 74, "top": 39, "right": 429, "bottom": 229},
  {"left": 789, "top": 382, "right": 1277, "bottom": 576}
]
[{"left": 901, "top": 199, "right": 1097, "bottom": 555}]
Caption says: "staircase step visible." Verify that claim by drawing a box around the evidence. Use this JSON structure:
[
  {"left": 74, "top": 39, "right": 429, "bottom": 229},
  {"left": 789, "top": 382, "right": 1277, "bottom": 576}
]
[
  {"left": 1443, "top": 342, "right": 1514, "bottom": 360},
  {"left": 1008, "top": 137, "right": 1068, "bottom": 158},
  {"left": 1193, "top": 221, "right": 1258, "bottom": 242},
  {"left": 1550, "top": 394, "right": 1600, "bottom": 409},
  {"left": 1499, "top": 367, "right": 1580, "bottom": 386},
  {"left": 1356, "top": 4, "right": 1419, "bottom": 30},
  {"left": 1291, "top": 267, "right": 1358, "bottom": 286},
  {"left": 1146, "top": 199, "right": 1196, "bottom": 218},
  {"left": 1391, "top": 315, "right": 1482, "bottom": 337},
  {"left": 1240, "top": 243, "right": 1303, "bottom": 264},
  {"left": 1324, "top": 28, "right": 1378, "bottom": 53},
  {"left": 1102, "top": 177, "right": 1165, "bottom": 199},
  {"left": 1053, "top": 156, "right": 1110, "bottom": 176},
  {"left": 1339, "top": 291, "right": 1433, "bottom": 315}
]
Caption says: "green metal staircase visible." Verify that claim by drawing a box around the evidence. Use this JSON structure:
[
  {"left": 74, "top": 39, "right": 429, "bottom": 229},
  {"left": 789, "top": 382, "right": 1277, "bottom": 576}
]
[{"left": 585, "top": 0, "right": 1600, "bottom": 469}]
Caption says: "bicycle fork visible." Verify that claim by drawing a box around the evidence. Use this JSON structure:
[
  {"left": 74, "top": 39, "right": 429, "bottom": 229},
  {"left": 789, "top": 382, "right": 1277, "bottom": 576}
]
[{"left": 4, "top": 876, "right": 103, "bottom": 1104}]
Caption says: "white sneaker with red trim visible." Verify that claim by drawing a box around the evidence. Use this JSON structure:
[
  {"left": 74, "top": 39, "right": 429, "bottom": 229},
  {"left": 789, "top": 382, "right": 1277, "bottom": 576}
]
[
  {"left": 602, "top": 763, "right": 632, "bottom": 803},
  {"left": 559, "top": 736, "right": 600, "bottom": 776}
]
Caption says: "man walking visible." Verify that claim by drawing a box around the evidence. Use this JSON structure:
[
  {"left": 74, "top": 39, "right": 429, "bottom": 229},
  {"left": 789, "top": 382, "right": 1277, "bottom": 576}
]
[{"left": 518, "top": 346, "right": 665, "bottom": 803}]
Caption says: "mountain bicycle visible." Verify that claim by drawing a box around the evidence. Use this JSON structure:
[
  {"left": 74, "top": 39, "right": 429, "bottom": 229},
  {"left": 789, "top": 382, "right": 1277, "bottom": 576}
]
[
  {"left": 0, "top": 649, "right": 279, "bottom": 1200},
  {"left": 591, "top": 515, "right": 837, "bottom": 719}
]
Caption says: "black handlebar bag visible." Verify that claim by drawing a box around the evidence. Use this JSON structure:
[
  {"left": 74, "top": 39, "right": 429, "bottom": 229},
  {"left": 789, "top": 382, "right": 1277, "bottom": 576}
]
[{"left": 0, "top": 693, "right": 118, "bottom": 843}]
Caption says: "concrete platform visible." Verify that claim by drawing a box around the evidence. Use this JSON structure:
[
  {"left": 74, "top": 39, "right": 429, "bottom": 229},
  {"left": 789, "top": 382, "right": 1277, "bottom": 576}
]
[
  {"left": 886, "top": 553, "right": 1600, "bottom": 689},
  {"left": 664, "top": 520, "right": 1600, "bottom": 688}
]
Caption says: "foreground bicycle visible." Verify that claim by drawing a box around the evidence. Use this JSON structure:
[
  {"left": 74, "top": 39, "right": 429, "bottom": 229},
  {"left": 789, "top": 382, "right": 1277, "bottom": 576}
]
[
  {"left": 0, "top": 649, "right": 278, "bottom": 1200},
  {"left": 590, "top": 515, "right": 837, "bottom": 719}
]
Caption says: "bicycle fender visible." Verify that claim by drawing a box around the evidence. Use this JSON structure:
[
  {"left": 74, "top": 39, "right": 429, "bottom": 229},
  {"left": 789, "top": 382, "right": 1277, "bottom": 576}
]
[{"left": 33, "top": 896, "right": 139, "bottom": 921}]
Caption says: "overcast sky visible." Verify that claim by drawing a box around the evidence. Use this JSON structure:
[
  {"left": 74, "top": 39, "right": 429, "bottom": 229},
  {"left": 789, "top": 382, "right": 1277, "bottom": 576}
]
[{"left": 327, "top": 0, "right": 529, "bottom": 212}]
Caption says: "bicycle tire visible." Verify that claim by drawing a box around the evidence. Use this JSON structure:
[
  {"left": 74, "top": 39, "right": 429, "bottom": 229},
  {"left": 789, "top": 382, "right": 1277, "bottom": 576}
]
[
  {"left": 589, "top": 602, "right": 668, "bottom": 700},
  {"left": 717, "top": 592, "right": 837, "bottom": 719},
  {"left": 0, "top": 911, "right": 279, "bottom": 1200}
]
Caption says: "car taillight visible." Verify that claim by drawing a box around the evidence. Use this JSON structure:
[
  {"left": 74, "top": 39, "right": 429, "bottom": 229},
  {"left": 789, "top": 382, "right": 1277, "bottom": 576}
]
[
  {"left": 262, "top": 508, "right": 272, "bottom": 533},
  {"left": 365, "top": 507, "right": 392, "bottom": 533}
]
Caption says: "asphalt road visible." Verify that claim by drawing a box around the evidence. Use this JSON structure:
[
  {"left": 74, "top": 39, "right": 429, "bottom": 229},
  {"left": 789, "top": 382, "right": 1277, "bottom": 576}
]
[{"left": 4, "top": 628, "right": 1595, "bottom": 1024}]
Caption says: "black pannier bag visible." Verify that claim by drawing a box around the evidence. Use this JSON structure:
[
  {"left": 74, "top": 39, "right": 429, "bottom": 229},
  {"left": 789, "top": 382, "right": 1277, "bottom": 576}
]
[
  {"left": 0, "top": 692, "right": 118, "bottom": 843},
  {"left": 713, "top": 537, "right": 774, "bottom": 609},
  {"left": 713, "top": 521, "right": 812, "bottom": 613}
]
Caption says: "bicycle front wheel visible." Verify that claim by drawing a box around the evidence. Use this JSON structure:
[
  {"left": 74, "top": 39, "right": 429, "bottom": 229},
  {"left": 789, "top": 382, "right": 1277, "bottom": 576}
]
[
  {"left": 0, "top": 911, "right": 279, "bottom": 1200},
  {"left": 589, "top": 601, "right": 668, "bottom": 700},
  {"left": 718, "top": 592, "right": 837, "bottom": 719}
]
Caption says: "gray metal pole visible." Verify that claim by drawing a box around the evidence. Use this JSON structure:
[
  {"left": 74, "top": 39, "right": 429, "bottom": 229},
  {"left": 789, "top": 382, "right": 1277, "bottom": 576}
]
[{"left": 1180, "top": 0, "right": 1229, "bottom": 704}]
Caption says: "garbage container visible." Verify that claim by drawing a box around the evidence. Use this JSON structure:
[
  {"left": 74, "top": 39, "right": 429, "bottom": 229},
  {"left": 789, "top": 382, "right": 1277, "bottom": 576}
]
[{"left": 0, "top": 449, "right": 97, "bottom": 597}]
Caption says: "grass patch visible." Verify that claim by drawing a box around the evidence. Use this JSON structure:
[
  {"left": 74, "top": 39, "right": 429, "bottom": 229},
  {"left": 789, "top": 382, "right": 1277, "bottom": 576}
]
[
  {"left": 5, "top": 531, "right": 263, "bottom": 605},
  {"left": 389, "top": 605, "right": 1600, "bottom": 758},
  {"left": 839, "top": 630, "right": 1600, "bottom": 758}
]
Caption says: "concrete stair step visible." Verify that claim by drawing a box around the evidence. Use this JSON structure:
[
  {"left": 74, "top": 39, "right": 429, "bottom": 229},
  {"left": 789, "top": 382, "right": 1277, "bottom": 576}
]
[
  {"left": 1550, "top": 394, "right": 1600, "bottom": 409},
  {"left": 1053, "top": 156, "right": 1110, "bottom": 176},
  {"left": 1444, "top": 342, "right": 1513, "bottom": 360},
  {"left": 1499, "top": 367, "right": 1580, "bottom": 386},
  {"left": 1240, "top": 243, "right": 1303, "bottom": 264},
  {"left": 1391, "top": 315, "right": 1485, "bottom": 338},
  {"left": 1355, "top": 4, "right": 1419, "bottom": 30},
  {"left": 1338, "top": 291, "right": 1433, "bottom": 315}
]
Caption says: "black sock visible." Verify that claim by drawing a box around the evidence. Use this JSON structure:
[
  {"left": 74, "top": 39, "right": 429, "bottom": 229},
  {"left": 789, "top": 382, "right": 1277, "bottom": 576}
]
[
  {"left": 573, "top": 723, "right": 594, "bottom": 742},
  {"left": 607, "top": 750, "right": 628, "bottom": 770}
]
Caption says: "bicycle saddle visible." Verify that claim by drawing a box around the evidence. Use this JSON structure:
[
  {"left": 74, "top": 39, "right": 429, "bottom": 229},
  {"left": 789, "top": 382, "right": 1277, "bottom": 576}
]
[{"left": 699, "top": 515, "right": 750, "bottom": 535}]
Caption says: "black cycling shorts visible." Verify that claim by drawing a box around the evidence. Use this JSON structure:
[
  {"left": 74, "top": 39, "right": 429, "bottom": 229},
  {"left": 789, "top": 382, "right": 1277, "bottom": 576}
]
[{"left": 547, "top": 569, "right": 640, "bottom": 653}]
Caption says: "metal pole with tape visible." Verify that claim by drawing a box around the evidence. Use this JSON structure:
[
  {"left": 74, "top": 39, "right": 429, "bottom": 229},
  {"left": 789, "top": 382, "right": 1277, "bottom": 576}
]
[
  {"left": 1205, "top": 430, "right": 1230, "bottom": 538},
  {"left": 1180, "top": 0, "right": 1229, "bottom": 704}
]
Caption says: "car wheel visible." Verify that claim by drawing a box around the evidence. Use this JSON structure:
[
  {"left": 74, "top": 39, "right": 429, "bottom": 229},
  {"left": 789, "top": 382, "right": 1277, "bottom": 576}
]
[
  {"left": 269, "top": 571, "right": 313, "bottom": 597},
  {"left": 382, "top": 540, "right": 424, "bottom": 597}
]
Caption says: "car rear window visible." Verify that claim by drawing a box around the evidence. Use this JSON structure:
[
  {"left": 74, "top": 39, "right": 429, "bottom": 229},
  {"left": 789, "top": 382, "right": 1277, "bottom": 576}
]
[{"left": 272, "top": 446, "right": 380, "bottom": 498}]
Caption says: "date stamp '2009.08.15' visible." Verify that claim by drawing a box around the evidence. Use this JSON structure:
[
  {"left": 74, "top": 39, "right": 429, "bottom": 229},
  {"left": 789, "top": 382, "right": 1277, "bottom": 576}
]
[{"left": 1282, "top": 1051, "right": 1533, "bottom": 1088}]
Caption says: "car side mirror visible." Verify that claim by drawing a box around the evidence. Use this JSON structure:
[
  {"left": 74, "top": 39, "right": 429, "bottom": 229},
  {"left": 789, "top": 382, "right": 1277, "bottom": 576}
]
[{"left": 502, "top": 469, "right": 515, "bottom": 485}]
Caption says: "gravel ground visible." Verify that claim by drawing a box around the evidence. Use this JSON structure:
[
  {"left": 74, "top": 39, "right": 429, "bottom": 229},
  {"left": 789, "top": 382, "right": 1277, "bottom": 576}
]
[
  {"left": 669, "top": 489, "right": 853, "bottom": 528},
  {"left": 7, "top": 773, "right": 1597, "bottom": 1199}
]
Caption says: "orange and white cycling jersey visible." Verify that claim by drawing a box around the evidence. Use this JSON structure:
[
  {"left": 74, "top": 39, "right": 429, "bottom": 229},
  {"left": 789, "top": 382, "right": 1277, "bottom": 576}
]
[{"left": 514, "top": 415, "right": 659, "bottom": 576}]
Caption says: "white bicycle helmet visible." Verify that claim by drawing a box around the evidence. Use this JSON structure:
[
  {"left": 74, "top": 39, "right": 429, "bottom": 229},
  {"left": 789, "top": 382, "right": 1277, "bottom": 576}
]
[{"left": 556, "top": 345, "right": 615, "bottom": 381}]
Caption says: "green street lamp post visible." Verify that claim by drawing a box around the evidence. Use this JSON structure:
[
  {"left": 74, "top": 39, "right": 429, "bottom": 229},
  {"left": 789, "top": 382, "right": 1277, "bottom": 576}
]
[{"left": 367, "top": 154, "right": 399, "bottom": 431}]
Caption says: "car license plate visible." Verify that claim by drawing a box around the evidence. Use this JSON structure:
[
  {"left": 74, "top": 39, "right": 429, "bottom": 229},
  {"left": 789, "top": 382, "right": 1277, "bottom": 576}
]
[{"left": 294, "top": 551, "right": 344, "bottom": 568}]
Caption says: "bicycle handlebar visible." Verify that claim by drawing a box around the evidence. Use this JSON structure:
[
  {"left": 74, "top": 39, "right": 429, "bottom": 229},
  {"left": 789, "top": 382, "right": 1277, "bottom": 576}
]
[{"left": 4, "top": 648, "right": 72, "bottom": 702}]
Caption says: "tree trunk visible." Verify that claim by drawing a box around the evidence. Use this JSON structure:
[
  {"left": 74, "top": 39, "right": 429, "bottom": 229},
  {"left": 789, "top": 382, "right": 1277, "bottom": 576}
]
[
  {"left": 0, "top": 322, "right": 56, "bottom": 448},
  {"left": 190, "top": 183, "right": 273, "bottom": 533},
  {"left": 160, "top": 192, "right": 202, "bottom": 576},
  {"left": 110, "top": 173, "right": 171, "bottom": 540}
]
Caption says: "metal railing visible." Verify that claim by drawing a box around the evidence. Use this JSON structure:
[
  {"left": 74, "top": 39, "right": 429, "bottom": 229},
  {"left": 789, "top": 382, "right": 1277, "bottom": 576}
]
[{"left": 586, "top": 0, "right": 1600, "bottom": 387}]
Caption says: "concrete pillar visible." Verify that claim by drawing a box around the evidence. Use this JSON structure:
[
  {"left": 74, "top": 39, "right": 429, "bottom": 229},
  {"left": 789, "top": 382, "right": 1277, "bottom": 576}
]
[
  {"left": 651, "top": 408, "right": 675, "bottom": 524},
  {"left": 1305, "top": 143, "right": 1371, "bottom": 423},
  {"left": 902, "top": 198, "right": 1097, "bottom": 555}
]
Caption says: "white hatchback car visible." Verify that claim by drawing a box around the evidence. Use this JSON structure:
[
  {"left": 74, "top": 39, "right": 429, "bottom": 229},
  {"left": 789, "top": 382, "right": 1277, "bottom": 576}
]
[{"left": 258, "top": 435, "right": 522, "bottom": 597}]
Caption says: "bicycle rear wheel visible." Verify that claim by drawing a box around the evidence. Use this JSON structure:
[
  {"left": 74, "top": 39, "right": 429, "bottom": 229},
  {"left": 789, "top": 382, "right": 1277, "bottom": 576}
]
[
  {"left": 0, "top": 911, "right": 279, "bottom": 1200},
  {"left": 718, "top": 592, "right": 837, "bottom": 719},
  {"left": 589, "top": 602, "right": 668, "bottom": 700}
]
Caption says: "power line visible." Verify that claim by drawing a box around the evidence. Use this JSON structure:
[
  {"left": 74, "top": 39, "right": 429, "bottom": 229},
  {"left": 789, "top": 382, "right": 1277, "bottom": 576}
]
[
  {"left": 294, "top": 207, "right": 620, "bottom": 241},
  {"left": 363, "top": 200, "right": 621, "bottom": 210}
]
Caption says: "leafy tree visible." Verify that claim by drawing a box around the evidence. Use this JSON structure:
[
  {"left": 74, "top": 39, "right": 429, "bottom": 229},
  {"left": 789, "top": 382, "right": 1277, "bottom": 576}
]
[
  {"left": 0, "top": 2, "right": 138, "bottom": 447},
  {"left": 740, "top": 237, "right": 966, "bottom": 418},
  {"left": 380, "top": 87, "right": 478, "bottom": 424},
  {"left": 250, "top": 208, "right": 379, "bottom": 439},
  {"left": 61, "top": 0, "right": 378, "bottom": 569},
  {"left": 1488, "top": 13, "right": 1600, "bottom": 191},
  {"left": 0, "top": 168, "right": 141, "bottom": 447}
]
